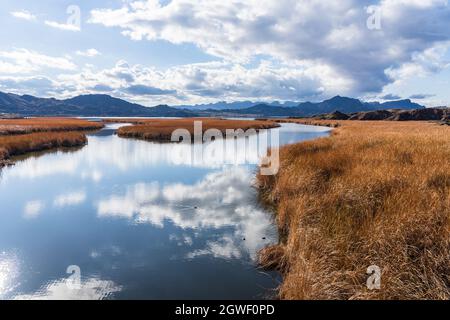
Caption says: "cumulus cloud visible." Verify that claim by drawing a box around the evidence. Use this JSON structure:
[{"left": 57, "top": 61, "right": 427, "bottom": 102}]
[
  {"left": 385, "top": 43, "right": 450, "bottom": 84},
  {"left": 10, "top": 10, "right": 36, "bottom": 21},
  {"left": 76, "top": 49, "right": 101, "bottom": 57},
  {"left": 4, "top": 1, "right": 450, "bottom": 105},
  {"left": 89, "top": 0, "right": 450, "bottom": 97},
  {"left": 51, "top": 59, "right": 349, "bottom": 105},
  {"left": 45, "top": 20, "right": 80, "bottom": 32},
  {"left": 0, "top": 49, "right": 76, "bottom": 74}
]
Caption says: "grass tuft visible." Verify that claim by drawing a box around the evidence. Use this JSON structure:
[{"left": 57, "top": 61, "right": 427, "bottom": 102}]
[
  {"left": 257, "top": 120, "right": 450, "bottom": 300},
  {"left": 0, "top": 118, "right": 100, "bottom": 166},
  {"left": 107, "top": 118, "right": 280, "bottom": 142}
]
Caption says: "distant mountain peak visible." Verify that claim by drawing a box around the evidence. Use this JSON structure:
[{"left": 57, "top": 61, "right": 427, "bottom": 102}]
[
  {"left": 0, "top": 90, "right": 427, "bottom": 117},
  {"left": 0, "top": 91, "right": 197, "bottom": 117}
]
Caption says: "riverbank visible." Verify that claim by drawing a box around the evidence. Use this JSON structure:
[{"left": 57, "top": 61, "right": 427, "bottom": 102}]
[
  {"left": 0, "top": 118, "right": 103, "bottom": 167},
  {"left": 0, "top": 132, "right": 88, "bottom": 167},
  {"left": 108, "top": 118, "right": 280, "bottom": 141},
  {"left": 257, "top": 120, "right": 450, "bottom": 299},
  {"left": 0, "top": 118, "right": 103, "bottom": 135}
]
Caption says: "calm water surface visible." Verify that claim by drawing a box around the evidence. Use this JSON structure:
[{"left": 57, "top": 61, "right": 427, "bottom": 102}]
[{"left": 0, "top": 123, "right": 330, "bottom": 300}]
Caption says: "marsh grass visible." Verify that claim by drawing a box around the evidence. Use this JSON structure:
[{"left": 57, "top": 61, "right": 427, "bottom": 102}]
[
  {"left": 0, "top": 132, "right": 87, "bottom": 164},
  {"left": 257, "top": 120, "right": 450, "bottom": 300},
  {"left": 110, "top": 118, "right": 280, "bottom": 141},
  {"left": 0, "top": 118, "right": 103, "bottom": 135},
  {"left": 0, "top": 118, "right": 100, "bottom": 166}
]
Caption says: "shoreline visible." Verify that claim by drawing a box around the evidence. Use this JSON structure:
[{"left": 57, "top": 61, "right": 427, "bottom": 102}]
[
  {"left": 256, "top": 120, "right": 450, "bottom": 299},
  {"left": 0, "top": 132, "right": 89, "bottom": 168},
  {"left": 106, "top": 118, "right": 281, "bottom": 142},
  {"left": 0, "top": 118, "right": 104, "bottom": 168}
]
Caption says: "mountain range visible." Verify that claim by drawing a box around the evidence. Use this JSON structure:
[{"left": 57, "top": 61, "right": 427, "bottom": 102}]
[
  {"left": 315, "top": 108, "right": 449, "bottom": 122},
  {"left": 193, "top": 96, "right": 425, "bottom": 117},
  {"left": 0, "top": 91, "right": 426, "bottom": 118},
  {"left": 0, "top": 92, "right": 194, "bottom": 117},
  {"left": 175, "top": 100, "right": 299, "bottom": 110}
]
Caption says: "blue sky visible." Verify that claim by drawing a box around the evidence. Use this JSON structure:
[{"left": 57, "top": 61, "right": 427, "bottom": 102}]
[{"left": 1, "top": 0, "right": 450, "bottom": 107}]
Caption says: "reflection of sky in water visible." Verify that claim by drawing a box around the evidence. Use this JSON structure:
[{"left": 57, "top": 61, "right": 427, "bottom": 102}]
[
  {"left": 13, "top": 277, "right": 121, "bottom": 300},
  {"left": 0, "top": 123, "right": 329, "bottom": 300}
]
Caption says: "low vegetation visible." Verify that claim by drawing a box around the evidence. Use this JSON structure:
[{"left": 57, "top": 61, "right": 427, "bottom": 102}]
[
  {"left": 0, "top": 118, "right": 102, "bottom": 167},
  {"left": 110, "top": 118, "right": 280, "bottom": 141},
  {"left": 0, "top": 132, "right": 87, "bottom": 167},
  {"left": 0, "top": 117, "right": 103, "bottom": 135},
  {"left": 257, "top": 120, "right": 450, "bottom": 300}
]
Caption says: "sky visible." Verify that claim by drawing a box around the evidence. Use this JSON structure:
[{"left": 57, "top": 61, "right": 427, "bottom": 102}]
[{"left": 1, "top": 0, "right": 450, "bottom": 107}]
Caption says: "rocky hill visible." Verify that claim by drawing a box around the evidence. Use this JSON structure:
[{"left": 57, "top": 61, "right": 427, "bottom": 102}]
[{"left": 314, "top": 108, "right": 449, "bottom": 122}]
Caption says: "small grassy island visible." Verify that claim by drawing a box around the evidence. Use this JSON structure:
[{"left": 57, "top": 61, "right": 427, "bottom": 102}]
[
  {"left": 257, "top": 120, "right": 450, "bottom": 299},
  {"left": 0, "top": 118, "right": 103, "bottom": 167},
  {"left": 105, "top": 118, "right": 280, "bottom": 142}
]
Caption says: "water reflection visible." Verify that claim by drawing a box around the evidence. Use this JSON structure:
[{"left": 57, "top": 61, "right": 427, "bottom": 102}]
[
  {"left": 0, "top": 123, "right": 329, "bottom": 299},
  {"left": 13, "top": 277, "right": 121, "bottom": 300},
  {"left": 97, "top": 167, "right": 275, "bottom": 260},
  {"left": 1, "top": 124, "right": 331, "bottom": 183},
  {"left": 53, "top": 190, "right": 87, "bottom": 208},
  {"left": 0, "top": 252, "right": 20, "bottom": 299}
]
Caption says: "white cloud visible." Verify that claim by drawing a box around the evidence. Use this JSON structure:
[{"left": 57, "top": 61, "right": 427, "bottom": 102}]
[
  {"left": 0, "top": 61, "right": 33, "bottom": 74},
  {"left": 3, "top": 1, "right": 450, "bottom": 106},
  {"left": 10, "top": 10, "right": 36, "bottom": 21},
  {"left": 385, "top": 43, "right": 450, "bottom": 83},
  {"left": 76, "top": 49, "right": 101, "bottom": 57},
  {"left": 52, "top": 58, "right": 350, "bottom": 105},
  {"left": 23, "top": 200, "right": 45, "bottom": 219},
  {"left": 45, "top": 20, "right": 80, "bottom": 32},
  {"left": 89, "top": 0, "right": 450, "bottom": 96},
  {"left": 0, "top": 49, "right": 76, "bottom": 74}
]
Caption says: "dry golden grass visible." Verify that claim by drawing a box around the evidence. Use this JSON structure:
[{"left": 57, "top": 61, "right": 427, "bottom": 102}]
[
  {"left": 0, "top": 117, "right": 103, "bottom": 135},
  {"left": 0, "top": 132, "right": 87, "bottom": 165},
  {"left": 112, "top": 118, "right": 279, "bottom": 141},
  {"left": 0, "top": 118, "right": 101, "bottom": 166},
  {"left": 257, "top": 120, "right": 450, "bottom": 300}
]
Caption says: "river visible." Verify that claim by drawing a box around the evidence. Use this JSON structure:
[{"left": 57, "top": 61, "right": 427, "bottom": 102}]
[{"left": 0, "top": 122, "right": 330, "bottom": 300}]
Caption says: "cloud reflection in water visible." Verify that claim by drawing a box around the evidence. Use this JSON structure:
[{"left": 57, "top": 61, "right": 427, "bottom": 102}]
[
  {"left": 0, "top": 252, "right": 20, "bottom": 299},
  {"left": 13, "top": 277, "right": 121, "bottom": 300},
  {"left": 97, "top": 167, "right": 277, "bottom": 260}
]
